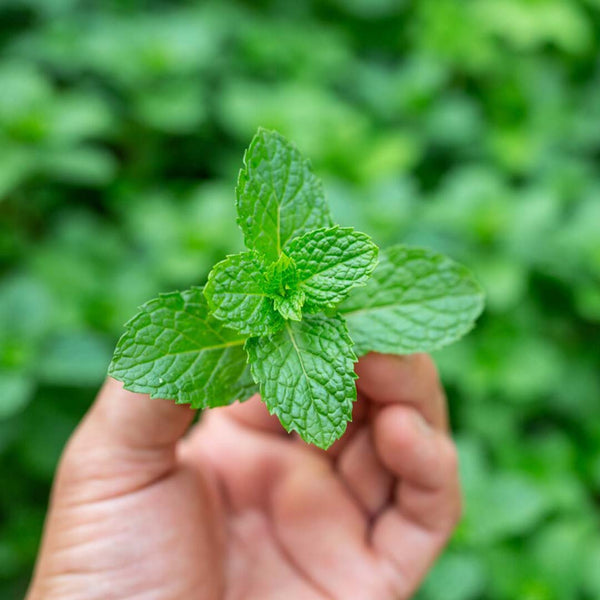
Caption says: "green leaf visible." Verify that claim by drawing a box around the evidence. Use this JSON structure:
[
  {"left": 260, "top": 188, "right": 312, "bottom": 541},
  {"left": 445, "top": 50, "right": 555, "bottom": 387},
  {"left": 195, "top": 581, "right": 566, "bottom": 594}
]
[
  {"left": 236, "top": 128, "right": 333, "bottom": 261},
  {"left": 263, "top": 252, "right": 299, "bottom": 296},
  {"left": 273, "top": 288, "right": 305, "bottom": 321},
  {"left": 263, "top": 253, "right": 307, "bottom": 320},
  {"left": 0, "top": 372, "right": 34, "bottom": 420},
  {"left": 421, "top": 552, "right": 486, "bottom": 600},
  {"left": 338, "top": 245, "right": 485, "bottom": 355},
  {"left": 37, "top": 332, "right": 113, "bottom": 386},
  {"left": 246, "top": 313, "right": 357, "bottom": 449},
  {"left": 204, "top": 252, "right": 284, "bottom": 336},
  {"left": 286, "top": 226, "right": 379, "bottom": 310},
  {"left": 109, "top": 287, "right": 256, "bottom": 408}
]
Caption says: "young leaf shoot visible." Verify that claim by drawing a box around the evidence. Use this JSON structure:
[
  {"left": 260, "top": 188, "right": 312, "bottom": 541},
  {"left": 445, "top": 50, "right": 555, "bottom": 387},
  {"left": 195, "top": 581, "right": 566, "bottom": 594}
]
[{"left": 109, "top": 128, "right": 484, "bottom": 449}]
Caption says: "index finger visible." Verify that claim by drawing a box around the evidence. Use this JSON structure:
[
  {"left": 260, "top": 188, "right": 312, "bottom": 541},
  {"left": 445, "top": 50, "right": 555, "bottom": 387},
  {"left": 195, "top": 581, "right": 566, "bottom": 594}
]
[{"left": 355, "top": 353, "right": 448, "bottom": 431}]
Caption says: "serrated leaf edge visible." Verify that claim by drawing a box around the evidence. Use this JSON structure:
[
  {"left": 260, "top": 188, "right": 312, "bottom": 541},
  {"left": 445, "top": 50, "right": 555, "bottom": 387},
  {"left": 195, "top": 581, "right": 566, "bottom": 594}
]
[
  {"left": 339, "top": 244, "right": 486, "bottom": 356},
  {"left": 245, "top": 313, "right": 359, "bottom": 449},
  {"left": 108, "top": 286, "right": 251, "bottom": 406},
  {"left": 287, "top": 225, "right": 380, "bottom": 311},
  {"left": 235, "top": 127, "right": 329, "bottom": 257}
]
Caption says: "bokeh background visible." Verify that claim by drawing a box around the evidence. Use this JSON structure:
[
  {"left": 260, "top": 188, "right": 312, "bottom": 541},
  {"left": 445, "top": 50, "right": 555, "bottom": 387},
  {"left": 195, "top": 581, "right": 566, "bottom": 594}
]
[{"left": 1, "top": 0, "right": 599, "bottom": 598}]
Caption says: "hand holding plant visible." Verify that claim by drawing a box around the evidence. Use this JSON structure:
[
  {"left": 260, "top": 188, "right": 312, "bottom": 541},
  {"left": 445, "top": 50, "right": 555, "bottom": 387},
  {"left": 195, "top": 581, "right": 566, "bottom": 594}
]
[
  {"left": 27, "top": 130, "right": 481, "bottom": 600},
  {"left": 28, "top": 353, "right": 461, "bottom": 600}
]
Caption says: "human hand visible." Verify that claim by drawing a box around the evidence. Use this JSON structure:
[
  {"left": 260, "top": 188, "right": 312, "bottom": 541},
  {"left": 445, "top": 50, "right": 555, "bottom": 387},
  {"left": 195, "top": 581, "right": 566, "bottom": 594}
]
[{"left": 26, "top": 353, "right": 461, "bottom": 600}]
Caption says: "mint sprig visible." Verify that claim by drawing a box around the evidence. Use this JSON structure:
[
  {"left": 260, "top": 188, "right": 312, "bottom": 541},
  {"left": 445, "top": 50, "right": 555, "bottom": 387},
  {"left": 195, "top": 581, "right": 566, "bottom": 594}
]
[
  {"left": 246, "top": 314, "right": 357, "bottom": 449},
  {"left": 109, "top": 128, "right": 484, "bottom": 449}
]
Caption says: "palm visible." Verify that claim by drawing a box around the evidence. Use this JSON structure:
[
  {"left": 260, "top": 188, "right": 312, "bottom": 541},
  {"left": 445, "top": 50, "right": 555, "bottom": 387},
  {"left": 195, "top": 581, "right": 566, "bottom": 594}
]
[
  {"left": 182, "top": 397, "right": 399, "bottom": 599},
  {"left": 178, "top": 354, "right": 459, "bottom": 599}
]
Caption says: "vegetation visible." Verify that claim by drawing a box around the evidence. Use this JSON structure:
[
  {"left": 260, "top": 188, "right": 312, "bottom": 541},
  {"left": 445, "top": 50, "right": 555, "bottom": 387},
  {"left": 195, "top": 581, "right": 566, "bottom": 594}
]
[{"left": 1, "top": 0, "right": 599, "bottom": 598}]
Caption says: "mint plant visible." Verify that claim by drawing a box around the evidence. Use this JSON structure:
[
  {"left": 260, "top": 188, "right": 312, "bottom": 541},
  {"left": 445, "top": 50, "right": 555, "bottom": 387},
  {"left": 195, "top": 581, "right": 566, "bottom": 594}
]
[{"left": 109, "top": 128, "right": 484, "bottom": 449}]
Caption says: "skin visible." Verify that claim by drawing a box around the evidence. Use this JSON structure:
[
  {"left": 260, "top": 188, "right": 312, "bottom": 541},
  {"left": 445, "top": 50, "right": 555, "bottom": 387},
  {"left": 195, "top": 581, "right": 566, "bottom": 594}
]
[{"left": 26, "top": 353, "right": 461, "bottom": 600}]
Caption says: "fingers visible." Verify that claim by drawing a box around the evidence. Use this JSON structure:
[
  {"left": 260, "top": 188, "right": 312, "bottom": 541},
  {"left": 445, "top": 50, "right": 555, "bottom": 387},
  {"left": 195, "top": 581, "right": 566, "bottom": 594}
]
[
  {"left": 334, "top": 353, "right": 449, "bottom": 518},
  {"left": 374, "top": 405, "right": 455, "bottom": 493},
  {"left": 57, "top": 378, "right": 195, "bottom": 499},
  {"left": 355, "top": 353, "right": 448, "bottom": 430},
  {"left": 90, "top": 378, "right": 195, "bottom": 451},
  {"left": 374, "top": 403, "right": 461, "bottom": 533},
  {"left": 336, "top": 427, "right": 393, "bottom": 517},
  {"left": 370, "top": 404, "right": 461, "bottom": 597},
  {"left": 270, "top": 458, "right": 392, "bottom": 599},
  {"left": 355, "top": 354, "right": 461, "bottom": 596}
]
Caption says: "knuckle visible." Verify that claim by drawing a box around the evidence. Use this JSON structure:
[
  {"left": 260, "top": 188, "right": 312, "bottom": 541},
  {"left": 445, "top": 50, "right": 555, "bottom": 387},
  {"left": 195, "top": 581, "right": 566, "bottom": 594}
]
[{"left": 377, "top": 405, "right": 416, "bottom": 443}]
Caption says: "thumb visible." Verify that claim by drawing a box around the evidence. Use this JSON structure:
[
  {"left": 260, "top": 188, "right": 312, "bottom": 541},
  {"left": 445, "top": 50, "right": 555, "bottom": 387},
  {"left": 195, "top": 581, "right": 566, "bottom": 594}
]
[
  {"left": 85, "top": 377, "right": 195, "bottom": 452},
  {"left": 56, "top": 378, "right": 195, "bottom": 500}
]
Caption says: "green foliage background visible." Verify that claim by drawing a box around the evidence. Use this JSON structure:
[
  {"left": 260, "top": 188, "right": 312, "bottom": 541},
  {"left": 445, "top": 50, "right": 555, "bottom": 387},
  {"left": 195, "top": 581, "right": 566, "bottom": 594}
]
[{"left": 1, "top": 0, "right": 599, "bottom": 597}]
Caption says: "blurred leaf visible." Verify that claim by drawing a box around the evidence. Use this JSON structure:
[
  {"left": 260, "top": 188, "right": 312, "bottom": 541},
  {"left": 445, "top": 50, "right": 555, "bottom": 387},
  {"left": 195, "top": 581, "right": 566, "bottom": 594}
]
[
  {"left": 133, "top": 79, "right": 207, "bottom": 134},
  {"left": 37, "top": 332, "right": 112, "bottom": 387},
  {"left": 583, "top": 540, "right": 600, "bottom": 597},
  {"left": 16, "top": 392, "right": 83, "bottom": 479},
  {"left": 528, "top": 519, "right": 593, "bottom": 599},
  {"left": 575, "top": 284, "right": 600, "bottom": 321},
  {"left": 0, "top": 144, "right": 33, "bottom": 199},
  {"left": 476, "top": 257, "right": 527, "bottom": 312},
  {"left": 463, "top": 471, "right": 551, "bottom": 544},
  {"left": 328, "top": 0, "right": 407, "bottom": 18},
  {"left": 357, "top": 131, "right": 421, "bottom": 180},
  {"left": 48, "top": 92, "right": 114, "bottom": 142},
  {"left": 425, "top": 93, "right": 483, "bottom": 150},
  {"left": 0, "top": 61, "right": 52, "bottom": 126},
  {"left": 0, "top": 274, "right": 54, "bottom": 347},
  {"left": 476, "top": 0, "right": 592, "bottom": 54},
  {"left": 217, "top": 80, "right": 370, "bottom": 175},
  {"left": 0, "top": 372, "right": 33, "bottom": 419},
  {"left": 39, "top": 146, "right": 117, "bottom": 185},
  {"left": 421, "top": 552, "right": 486, "bottom": 600}
]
